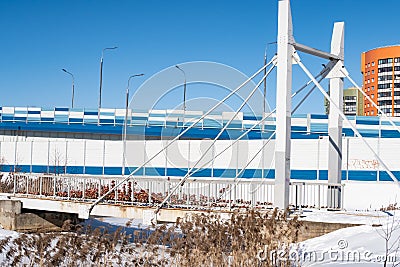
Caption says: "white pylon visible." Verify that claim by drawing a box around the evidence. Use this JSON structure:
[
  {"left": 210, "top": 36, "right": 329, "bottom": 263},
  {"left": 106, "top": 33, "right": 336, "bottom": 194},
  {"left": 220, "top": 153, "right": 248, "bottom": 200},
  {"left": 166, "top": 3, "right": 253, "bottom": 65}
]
[
  {"left": 327, "top": 22, "right": 345, "bottom": 209},
  {"left": 274, "top": 0, "right": 294, "bottom": 210}
]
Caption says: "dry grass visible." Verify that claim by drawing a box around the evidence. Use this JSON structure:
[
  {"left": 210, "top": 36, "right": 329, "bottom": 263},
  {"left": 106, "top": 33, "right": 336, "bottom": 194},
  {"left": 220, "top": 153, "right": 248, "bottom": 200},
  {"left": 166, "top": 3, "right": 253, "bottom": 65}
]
[{"left": 0, "top": 208, "right": 302, "bottom": 266}]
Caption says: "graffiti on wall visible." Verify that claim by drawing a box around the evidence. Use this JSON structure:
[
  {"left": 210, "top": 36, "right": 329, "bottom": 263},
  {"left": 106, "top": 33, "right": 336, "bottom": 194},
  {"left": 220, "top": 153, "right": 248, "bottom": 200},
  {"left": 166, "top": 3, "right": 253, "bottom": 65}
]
[{"left": 346, "top": 159, "right": 380, "bottom": 170}]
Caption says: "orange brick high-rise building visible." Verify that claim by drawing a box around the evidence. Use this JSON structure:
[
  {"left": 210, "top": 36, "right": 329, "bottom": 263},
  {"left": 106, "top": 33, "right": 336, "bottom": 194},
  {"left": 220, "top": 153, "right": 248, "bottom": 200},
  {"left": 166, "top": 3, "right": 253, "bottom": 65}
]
[{"left": 361, "top": 45, "right": 400, "bottom": 116}]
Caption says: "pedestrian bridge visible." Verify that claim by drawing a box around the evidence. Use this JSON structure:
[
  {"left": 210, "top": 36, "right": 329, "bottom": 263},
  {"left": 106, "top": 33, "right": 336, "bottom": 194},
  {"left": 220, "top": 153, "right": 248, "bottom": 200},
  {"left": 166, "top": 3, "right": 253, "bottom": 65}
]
[{"left": 0, "top": 172, "right": 342, "bottom": 222}]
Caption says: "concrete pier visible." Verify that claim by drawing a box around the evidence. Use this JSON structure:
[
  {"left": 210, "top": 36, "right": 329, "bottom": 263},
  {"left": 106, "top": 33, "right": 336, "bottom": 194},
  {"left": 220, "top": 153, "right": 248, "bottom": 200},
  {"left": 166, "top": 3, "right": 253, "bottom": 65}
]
[{"left": 0, "top": 199, "right": 80, "bottom": 232}]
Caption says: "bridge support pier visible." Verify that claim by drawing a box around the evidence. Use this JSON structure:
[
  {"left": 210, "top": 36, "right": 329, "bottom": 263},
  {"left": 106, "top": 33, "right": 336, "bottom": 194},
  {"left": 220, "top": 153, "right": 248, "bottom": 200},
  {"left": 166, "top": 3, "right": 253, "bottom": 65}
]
[{"left": 0, "top": 199, "right": 80, "bottom": 232}]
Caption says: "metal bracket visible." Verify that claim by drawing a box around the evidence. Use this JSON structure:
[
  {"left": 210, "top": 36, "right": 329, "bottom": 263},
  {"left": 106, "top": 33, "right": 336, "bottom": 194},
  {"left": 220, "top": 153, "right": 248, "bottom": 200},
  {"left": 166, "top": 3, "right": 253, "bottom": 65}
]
[{"left": 326, "top": 60, "right": 347, "bottom": 79}]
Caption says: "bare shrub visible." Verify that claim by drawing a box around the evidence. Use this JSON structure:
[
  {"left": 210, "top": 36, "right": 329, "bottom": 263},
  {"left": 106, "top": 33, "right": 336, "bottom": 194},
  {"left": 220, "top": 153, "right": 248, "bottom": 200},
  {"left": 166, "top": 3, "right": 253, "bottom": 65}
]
[
  {"left": 0, "top": 173, "right": 13, "bottom": 193},
  {"left": 143, "top": 208, "right": 303, "bottom": 266},
  {"left": 0, "top": 208, "right": 302, "bottom": 266}
]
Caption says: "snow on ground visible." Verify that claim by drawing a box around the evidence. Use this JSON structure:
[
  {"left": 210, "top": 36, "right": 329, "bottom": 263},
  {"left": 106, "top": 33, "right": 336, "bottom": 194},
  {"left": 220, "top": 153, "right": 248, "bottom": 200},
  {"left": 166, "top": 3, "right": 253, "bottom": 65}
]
[
  {"left": 0, "top": 229, "right": 18, "bottom": 240},
  {"left": 92, "top": 217, "right": 144, "bottom": 228},
  {"left": 298, "top": 209, "right": 394, "bottom": 225},
  {"left": 297, "top": 209, "right": 400, "bottom": 266},
  {"left": 1, "top": 210, "right": 400, "bottom": 266}
]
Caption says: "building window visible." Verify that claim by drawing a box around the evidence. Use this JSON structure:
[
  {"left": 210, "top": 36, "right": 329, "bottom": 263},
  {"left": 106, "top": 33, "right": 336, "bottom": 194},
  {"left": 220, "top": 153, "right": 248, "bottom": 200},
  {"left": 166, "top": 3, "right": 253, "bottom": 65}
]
[
  {"left": 371, "top": 78, "right": 375, "bottom": 82},
  {"left": 371, "top": 94, "right": 375, "bottom": 99},
  {"left": 379, "top": 58, "right": 394, "bottom": 65},
  {"left": 372, "top": 86, "right": 375, "bottom": 90},
  {"left": 372, "top": 62, "right": 375, "bottom": 66},
  {"left": 371, "top": 110, "right": 374, "bottom": 115},
  {"left": 368, "top": 63, "right": 370, "bottom": 67},
  {"left": 372, "top": 70, "right": 375, "bottom": 74},
  {"left": 368, "top": 88, "right": 370, "bottom": 92}
]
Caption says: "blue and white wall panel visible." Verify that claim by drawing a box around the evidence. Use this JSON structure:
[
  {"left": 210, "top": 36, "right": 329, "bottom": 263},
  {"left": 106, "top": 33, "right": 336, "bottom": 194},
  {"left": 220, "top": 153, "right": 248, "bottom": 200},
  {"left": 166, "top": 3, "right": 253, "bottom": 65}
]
[
  {"left": 213, "top": 140, "right": 236, "bottom": 178},
  {"left": 1, "top": 141, "right": 16, "bottom": 169},
  {"left": 17, "top": 141, "right": 32, "bottom": 172},
  {"left": 144, "top": 140, "right": 168, "bottom": 176},
  {"left": 188, "top": 140, "right": 214, "bottom": 177},
  {"left": 148, "top": 110, "right": 166, "bottom": 127},
  {"left": 2, "top": 107, "right": 15, "bottom": 122},
  {"left": 166, "top": 141, "right": 189, "bottom": 177},
  {"left": 125, "top": 141, "right": 145, "bottom": 175},
  {"left": 27, "top": 107, "right": 41, "bottom": 122},
  {"left": 104, "top": 140, "right": 123, "bottom": 175},
  {"left": 69, "top": 111, "right": 84, "bottom": 124},
  {"left": 40, "top": 109, "right": 55, "bottom": 122},
  {"left": 377, "top": 138, "right": 400, "bottom": 182},
  {"left": 85, "top": 140, "right": 104, "bottom": 175},
  {"left": 346, "top": 138, "right": 378, "bottom": 181},
  {"left": 291, "top": 139, "right": 320, "bottom": 180},
  {"left": 99, "top": 108, "right": 117, "bottom": 125},
  {"left": 31, "top": 141, "right": 49, "bottom": 173},
  {"left": 66, "top": 140, "right": 85, "bottom": 174}
]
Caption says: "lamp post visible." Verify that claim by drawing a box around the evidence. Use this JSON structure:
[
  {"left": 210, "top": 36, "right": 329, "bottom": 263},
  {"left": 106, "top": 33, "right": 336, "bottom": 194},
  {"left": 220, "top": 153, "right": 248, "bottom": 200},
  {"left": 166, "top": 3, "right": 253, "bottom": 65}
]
[
  {"left": 99, "top": 46, "right": 118, "bottom": 110},
  {"left": 262, "top": 42, "right": 276, "bottom": 131},
  {"left": 175, "top": 65, "right": 187, "bottom": 112},
  {"left": 62, "top": 68, "right": 75, "bottom": 108},
  {"left": 263, "top": 46, "right": 267, "bottom": 117},
  {"left": 122, "top": 73, "right": 144, "bottom": 176}
]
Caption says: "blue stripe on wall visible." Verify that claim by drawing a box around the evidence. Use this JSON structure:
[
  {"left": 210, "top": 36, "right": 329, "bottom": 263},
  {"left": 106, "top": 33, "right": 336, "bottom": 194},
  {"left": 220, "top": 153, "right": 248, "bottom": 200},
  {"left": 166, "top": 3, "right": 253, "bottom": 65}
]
[
  {"left": 291, "top": 170, "right": 317, "bottom": 180},
  {"left": 318, "top": 170, "right": 328, "bottom": 180},
  {"left": 167, "top": 168, "right": 188, "bottom": 177},
  {"left": 144, "top": 167, "right": 165, "bottom": 176},
  {"left": 104, "top": 167, "right": 123, "bottom": 175},
  {"left": 348, "top": 170, "right": 377, "bottom": 181},
  {"left": 66, "top": 166, "right": 84, "bottom": 174},
  {"left": 85, "top": 166, "right": 103, "bottom": 175},
  {"left": 3, "top": 163, "right": 400, "bottom": 183}
]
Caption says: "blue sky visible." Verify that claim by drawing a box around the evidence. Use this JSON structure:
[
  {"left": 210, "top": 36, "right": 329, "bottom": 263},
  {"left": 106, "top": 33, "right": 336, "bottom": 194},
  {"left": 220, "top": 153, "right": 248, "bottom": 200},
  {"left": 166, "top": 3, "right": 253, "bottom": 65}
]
[{"left": 1, "top": 0, "right": 399, "bottom": 114}]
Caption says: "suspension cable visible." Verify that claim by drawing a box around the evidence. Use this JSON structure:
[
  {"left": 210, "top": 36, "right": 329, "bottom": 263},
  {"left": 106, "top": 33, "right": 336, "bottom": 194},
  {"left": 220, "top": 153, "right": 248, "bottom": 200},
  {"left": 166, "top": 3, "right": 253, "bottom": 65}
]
[
  {"left": 343, "top": 69, "right": 400, "bottom": 135},
  {"left": 87, "top": 57, "right": 278, "bottom": 215},
  {"left": 295, "top": 54, "right": 400, "bottom": 185},
  {"left": 154, "top": 63, "right": 277, "bottom": 214}
]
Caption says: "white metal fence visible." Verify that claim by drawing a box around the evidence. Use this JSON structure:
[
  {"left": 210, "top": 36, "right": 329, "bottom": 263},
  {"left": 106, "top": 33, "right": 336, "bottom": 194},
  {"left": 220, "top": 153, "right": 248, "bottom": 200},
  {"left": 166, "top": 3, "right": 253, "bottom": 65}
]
[{"left": 0, "top": 172, "right": 344, "bottom": 210}]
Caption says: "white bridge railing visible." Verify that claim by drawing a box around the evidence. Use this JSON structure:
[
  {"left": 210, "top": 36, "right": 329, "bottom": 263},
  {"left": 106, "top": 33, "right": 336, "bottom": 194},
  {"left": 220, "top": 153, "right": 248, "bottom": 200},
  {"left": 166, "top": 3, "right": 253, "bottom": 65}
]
[{"left": 0, "top": 172, "right": 343, "bottom": 210}]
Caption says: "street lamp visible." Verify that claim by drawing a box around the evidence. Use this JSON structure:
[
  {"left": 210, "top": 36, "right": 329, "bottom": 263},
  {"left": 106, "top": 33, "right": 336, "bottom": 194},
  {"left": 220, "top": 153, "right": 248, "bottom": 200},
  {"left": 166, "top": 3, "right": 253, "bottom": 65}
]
[
  {"left": 99, "top": 46, "right": 118, "bottom": 109},
  {"left": 175, "top": 65, "right": 187, "bottom": 112},
  {"left": 62, "top": 68, "right": 75, "bottom": 108},
  {"left": 122, "top": 73, "right": 144, "bottom": 176}
]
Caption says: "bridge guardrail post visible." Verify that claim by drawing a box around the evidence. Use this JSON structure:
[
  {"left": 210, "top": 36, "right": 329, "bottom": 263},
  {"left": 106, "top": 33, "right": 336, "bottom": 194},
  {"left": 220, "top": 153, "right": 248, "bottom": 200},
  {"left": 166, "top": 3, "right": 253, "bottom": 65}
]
[
  {"left": 148, "top": 181, "right": 151, "bottom": 204},
  {"left": 39, "top": 176, "right": 42, "bottom": 196},
  {"left": 98, "top": 178, "right": 101, "bottom": 199},
  {"left": 229, "top": 187, "right": 232, "bottom": 210},
  {"left": 187, "top": 182, "right": 190, "bottom": 206},
  {"left": 317, "top": 184, "right": 321, "bottom": 209},
  {"left": 341, "top": 184, "right": 344, "bottom": 209},
  {"left": 115, "top": 178, "right": 118, "bottom": 204},
  {"left": 208, "top": 183, "right": 211, "bottom": 207},
  {"left": 82, "top": 177, "right": 85, "bottom": 200},
  {"left": 13, "top": 174, "right": 16, "bottom": 195},
  {"left": 67, "top": 176, "right": 71, "bottom": 200},
  {"left": 53, "top": 176, "right": 57, "bottom": 198}
]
